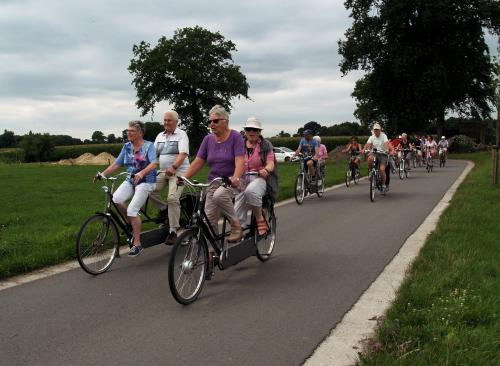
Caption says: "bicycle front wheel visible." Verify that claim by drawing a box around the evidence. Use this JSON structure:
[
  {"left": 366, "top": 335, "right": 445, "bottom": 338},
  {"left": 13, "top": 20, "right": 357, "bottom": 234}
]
[
  {"left": 345, "top": 168, "right": 351, "bottom": 187},
  {"left": 354, "top": 168, "right": 360, "bottom": 184},
  {"left": 398, "top": 160, "right": 404, "bottom": 179},
  {"left": 168, "top": 229, "right": 207, "bottom": 305},
  {"left": 76, "top": 214, "right": 119, "bottom": 275},
  {"left": 256, "top": 204, "right": 276, "bottom": 262},
  {"left": 316, "top": 173, "right": 325, "bottom": 197},
  {"left": 295, "top": 174, "right": 305, "bottom": 205}
]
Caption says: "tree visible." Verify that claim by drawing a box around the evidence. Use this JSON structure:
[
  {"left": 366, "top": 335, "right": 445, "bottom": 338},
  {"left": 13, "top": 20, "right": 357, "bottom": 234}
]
[
  {"left": 275, "top": 130, "right": 291, "bottom": 137},
  {"left": 91, "top": 130, "right": 105, "bottom": 144},
  {"left": 0, "top": 130, "right": 16, "bottom": 148},
  {"left": 107, "top": 134, "right": 117, "bottom": 144},
  {"left": 143, "top": 122, "right": 163, "bottom": 142},
  {"left": 129, "top": 26, "right": 250, "bottom": 150},
  {"left": 20, "top": 133, "right": 54, "bottom": 162},
  {"left": 339, "top": 0, "right": 500, "bottom": 136},
  {"left": 297, "top": 121, "right": 323, "bottom": 136}
]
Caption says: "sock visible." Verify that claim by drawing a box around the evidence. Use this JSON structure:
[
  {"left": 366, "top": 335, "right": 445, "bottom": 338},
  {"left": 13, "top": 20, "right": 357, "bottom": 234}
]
[{"left": 169, "top": 228, "right": 176, "bottom": 234}]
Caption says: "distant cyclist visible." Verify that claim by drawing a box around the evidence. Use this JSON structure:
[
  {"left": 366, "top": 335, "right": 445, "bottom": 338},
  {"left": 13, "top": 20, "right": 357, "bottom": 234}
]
[
  {"left": 397, "top": 133, "right": 412, "bottom": 169},
  {"left": 438, "top": 136, "right": 449, "bottom": 160},
  {"left": 342, "top": 136, "right": 363, "bottom": 169},
  {"left": 425, "top": 135, "right": 437, "bottom": 160},
  {"left": 295, "top": 129, "right": 320, "bottom": 179}
]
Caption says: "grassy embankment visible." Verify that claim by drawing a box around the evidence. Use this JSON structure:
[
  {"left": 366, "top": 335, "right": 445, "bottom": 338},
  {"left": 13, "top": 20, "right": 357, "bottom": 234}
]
[
  {"left": 359, "top": 151, "right": 499, "bottom": 366},
  {"left": 0, "top": 158, "right": 359, "bottom": 279}
]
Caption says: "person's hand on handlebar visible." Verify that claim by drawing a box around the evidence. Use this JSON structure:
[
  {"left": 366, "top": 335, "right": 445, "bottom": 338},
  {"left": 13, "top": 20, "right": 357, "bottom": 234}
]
[
  {"left": 93, "top": 172, "right": 105, "bottom": 183},
  {"left": 165, "top": 166, "right": 176, "bottom": 177},
  {"left": 133, "top": 172, "right": 144, "bottom": 185},
  {"left": 229, "top": 176, "right": 240, "bottom": 188}
]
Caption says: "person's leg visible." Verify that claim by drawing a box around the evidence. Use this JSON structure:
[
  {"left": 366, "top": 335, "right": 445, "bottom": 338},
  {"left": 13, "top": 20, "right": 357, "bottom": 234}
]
[
  {"left": 380, "top": 163, "right": 387, "bottom": 186},
  {"left": 367, "top": 154, "right": 374, "bottom": 172},
  {"left": 307, "top": 159, "right": 315, "bottom": 177},
  {"left": 148, "top": 172, "right": 168, "bottom": 210},
  {"left": 244, "top": 178, "right": 267, "bottom": 234},
  {"left": 127, "top": 183, "right": 156, "bottom": 251},
  {"left": 112, "top": 181, "right": 134, "bottom": 220},
  {"left": 234, "top": 191, "right": 248, "bottom": 228},
  {"left": 212, "top": 185, "right": 241, "bottom": 242},
  {"left": 167, "top": 175, "right": 184, "bottom": 232},
  {"left": 204, "top": 185, "right": 221, "bottom": 234}
]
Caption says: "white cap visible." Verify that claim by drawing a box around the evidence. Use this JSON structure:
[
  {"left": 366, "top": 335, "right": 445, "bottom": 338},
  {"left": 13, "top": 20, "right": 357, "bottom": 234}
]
[
  {"left": 441, "top": 136, "right": 446, "bottom": 139},
  {"left": 243, "top": 117, "right": 263, "bottom": 130},
  {"left": 373, "top": 122, "right": 381, "bottom": 130}
]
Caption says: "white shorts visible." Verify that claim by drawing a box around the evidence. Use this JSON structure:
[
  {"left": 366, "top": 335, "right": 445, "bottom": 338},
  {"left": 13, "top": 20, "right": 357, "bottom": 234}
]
[{"left": 112, "top": 181, "right": 156, "bottom": 217}]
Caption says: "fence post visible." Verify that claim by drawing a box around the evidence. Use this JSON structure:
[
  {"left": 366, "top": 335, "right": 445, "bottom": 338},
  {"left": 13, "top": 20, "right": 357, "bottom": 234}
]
[{"left": 493, "top": 146, "right": 498, "bottom": 185}]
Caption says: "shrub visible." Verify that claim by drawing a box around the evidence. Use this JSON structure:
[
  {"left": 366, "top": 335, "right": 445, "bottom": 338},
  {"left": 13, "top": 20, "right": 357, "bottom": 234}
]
[{"left": 449, "top": 135, "right": 475, "bottom": 153}]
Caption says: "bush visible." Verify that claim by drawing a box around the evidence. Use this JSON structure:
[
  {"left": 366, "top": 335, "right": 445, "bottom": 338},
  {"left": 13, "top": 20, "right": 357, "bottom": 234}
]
[
  {"left": 20, "top": 134, "right": 55, "bottom": 162},
  {"left": 449, "top": 135, "right": 475, "bottom": 153}
]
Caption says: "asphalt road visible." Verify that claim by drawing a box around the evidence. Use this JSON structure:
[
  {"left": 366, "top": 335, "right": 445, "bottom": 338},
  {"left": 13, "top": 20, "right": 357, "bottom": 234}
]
[{"left": 0, "top": 160, "right": 467, "bottom": 366}]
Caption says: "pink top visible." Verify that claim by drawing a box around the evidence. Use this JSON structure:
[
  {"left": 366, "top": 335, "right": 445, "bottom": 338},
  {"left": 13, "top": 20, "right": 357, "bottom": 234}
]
[
  {"left": 317, "top": 144, "right": 328, "bottom": 160},
  {"left": 245, "top": 139, "right": 274, "bottom": 173}
]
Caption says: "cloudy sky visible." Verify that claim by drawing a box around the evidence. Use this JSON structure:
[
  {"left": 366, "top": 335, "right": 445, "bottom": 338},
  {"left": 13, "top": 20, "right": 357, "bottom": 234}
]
[{"left": 0, "top": 0, "right": 498, "bottom": 140}]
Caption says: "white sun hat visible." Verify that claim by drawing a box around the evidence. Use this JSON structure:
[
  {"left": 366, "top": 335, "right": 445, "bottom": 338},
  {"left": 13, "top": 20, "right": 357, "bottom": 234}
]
[{"left": 243, "top": 117, "right": 263, "bottom": 130}]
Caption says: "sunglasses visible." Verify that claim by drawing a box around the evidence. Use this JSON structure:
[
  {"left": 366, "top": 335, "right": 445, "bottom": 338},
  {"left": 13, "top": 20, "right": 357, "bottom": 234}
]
[
  {"left": 244, "top": 127, "right": 260, "bottom": 132},
  {"left": 209, "top": 118, "right": 226, "bottom": 124}
]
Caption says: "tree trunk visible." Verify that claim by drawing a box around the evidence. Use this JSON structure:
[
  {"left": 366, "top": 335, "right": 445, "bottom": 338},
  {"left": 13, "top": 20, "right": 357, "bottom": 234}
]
[{"left": 436, "top": 109, "right": 445, "bottom": 138}]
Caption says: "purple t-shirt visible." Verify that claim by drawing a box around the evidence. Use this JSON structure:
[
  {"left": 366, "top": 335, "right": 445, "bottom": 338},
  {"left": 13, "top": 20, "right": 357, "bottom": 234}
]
[{"left": 197, "top": 130, "right": 245, "bottom": 181}]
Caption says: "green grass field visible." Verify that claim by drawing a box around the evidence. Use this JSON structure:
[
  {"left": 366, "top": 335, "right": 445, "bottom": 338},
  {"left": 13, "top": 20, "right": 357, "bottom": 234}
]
[
  {"left": 0, "top": 158, "right": 360, "bottom": 279},
  {"left": 359, "top": 151, "right": 499, "bottom": 366}
]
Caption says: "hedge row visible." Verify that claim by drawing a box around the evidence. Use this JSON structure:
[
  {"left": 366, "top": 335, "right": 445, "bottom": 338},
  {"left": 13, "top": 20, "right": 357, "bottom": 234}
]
[{"left": 0, "top": 137, "right": 369, "bottom": 163}]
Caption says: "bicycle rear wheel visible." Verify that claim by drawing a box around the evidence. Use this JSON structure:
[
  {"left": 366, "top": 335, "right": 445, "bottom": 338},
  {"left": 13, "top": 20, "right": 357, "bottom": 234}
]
[
  {"left": 369, "top": 173, "right": 375, "bottom": 202},
  {"left": 256, "top": 204, "right": 276, "bottom": 262},
  {"left": 398, "top": 160, "right": 404, "bottom": 179},
  {"left": 168, "top": 229, "right": 207, "bottom": 305},
  {"left": 354, "top": 168, "right": 360, "bottom": 184},
  {"left": 316, "top": 172, "right": 325, "bottom": 197},
  {"left": 294, "top": 173, "right": 305, "bottom": 205},
  {"left": 76, "top": 214, "right": 119, "bottom": 275}
]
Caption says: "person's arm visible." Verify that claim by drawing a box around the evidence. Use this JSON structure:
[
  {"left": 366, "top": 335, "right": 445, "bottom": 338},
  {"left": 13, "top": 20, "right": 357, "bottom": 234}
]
[
  {"left": 165, "top": 152, "right": 188, "bottom": 176},
  {"left": 259, "top": 149, "right": 276, "bottom": 178},
  {"left": 231, "top": 155, "right": 245, "bottom": 188},
  {"left": 183, "top": 157, "right": 205, "bottom": 180},
  {"left": 133, "top": 161, "right": 158, "bottom": 184},
  {"left": 313, "top": 145, "right": 320, "bottom": 160},
  {"left": 95, "top": 162, "right": 121, "bottom": 182}
]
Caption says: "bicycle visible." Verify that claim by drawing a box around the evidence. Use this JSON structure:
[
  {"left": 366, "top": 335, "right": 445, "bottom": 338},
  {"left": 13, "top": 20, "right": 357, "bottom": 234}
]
[
  {"left": 76, "top": 172, "right": 194, "bottom": 275},
  {"left": 413, "top": 146, "right": 423, "bottom": 168},
  {"left": 168, "top": 176, "right": 277, "bottom": 305},
  {"left": 294, "top": 155, "right": 324, "bottom": 205},
  {"left": 439, "top": 148, "right": 447, "bottom": 167},
  {"left": 367, "top": 149, "right": 388, "bottom": 202},
  {"left": 345, "top": 152, "right": 360, "bottom": 187},
  {"left": 398, "top": 148, "right": 410, "bottom": 179},
  {"left": 426, "top": 150, "right": 434, "bottom": 172}
]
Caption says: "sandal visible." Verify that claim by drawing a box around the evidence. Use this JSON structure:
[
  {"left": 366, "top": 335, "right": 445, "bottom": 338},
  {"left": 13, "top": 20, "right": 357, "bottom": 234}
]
[{"left": 256, "top": 219, "right": 268, "bottom": 236}]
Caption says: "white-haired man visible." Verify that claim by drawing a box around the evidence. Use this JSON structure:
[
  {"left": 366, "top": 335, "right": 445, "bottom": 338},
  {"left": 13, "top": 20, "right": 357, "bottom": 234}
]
[
  {"left": 364, "top": 122, "right": 390, "bottom": 191},
  {"left": 150, "top": 110, "right": 190, "bottom": 244}
]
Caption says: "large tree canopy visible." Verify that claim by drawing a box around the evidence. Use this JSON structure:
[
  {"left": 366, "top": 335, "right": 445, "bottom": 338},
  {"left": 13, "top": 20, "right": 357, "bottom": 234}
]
[
  {"left": 339, "top": 0, "right": 500, "bottom": 136},
  {"left": 128, "top": 26, "right": 250, "bottom": 149}
]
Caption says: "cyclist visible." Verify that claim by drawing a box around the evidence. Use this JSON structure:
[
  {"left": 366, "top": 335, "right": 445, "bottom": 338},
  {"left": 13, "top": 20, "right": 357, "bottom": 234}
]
[
  {"left": 235, "top": 117, "right": 277, "bottom": 235},
  {"left": 94, "top": 120, "right": 158, "bottom": 257},
  {"left": 438, "top": 136, "right": 449, "bottom": 160},
  {"left": 149, "top": 110, "right": 190, "bottom": 245},
  {"left": 182, "top": 105, "right": 245, "bottom": 243},
  {"left": 425, "top": 135, "right": 437, "bottom": 163},
  {"left": 313, "top": 135, "right": 328, "bottom": 178},
  {"left": 364, "top": 123, "right": 390, "bottom": 192},
  {"left": 295, "top": 129, "right": 320, "bottom": 180},
  {"left": 342, "top": 136, "right": 363, "bottom": 169},
  {"left": 397, "top": 133, "right": 412, "bottom": 170}
]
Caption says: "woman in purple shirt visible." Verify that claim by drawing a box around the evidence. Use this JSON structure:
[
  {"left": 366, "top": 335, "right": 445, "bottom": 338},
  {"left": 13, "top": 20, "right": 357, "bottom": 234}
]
[{"left": 183, "top": 105, "right": 245, "bottom": 243}]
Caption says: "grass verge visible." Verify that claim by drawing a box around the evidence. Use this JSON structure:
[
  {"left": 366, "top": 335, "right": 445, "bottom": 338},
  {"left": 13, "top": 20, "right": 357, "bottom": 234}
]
[
  {"left": 0, "top": 158, "right": 362, "bottom": 279},
  {"left": 358, "top": 151, "right": 499, "bottom": 366}
]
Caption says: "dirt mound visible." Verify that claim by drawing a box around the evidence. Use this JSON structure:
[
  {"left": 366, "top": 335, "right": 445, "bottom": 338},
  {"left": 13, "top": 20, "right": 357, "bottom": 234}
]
[
  {"left": 74, "top": 153, "right": 96, "bottom": 164},
  {"left": 57, "top": 152, "right": 116, "bottom": 165},
  {"left": 93, "top": 152, "right": 116, "bottom": 165}
]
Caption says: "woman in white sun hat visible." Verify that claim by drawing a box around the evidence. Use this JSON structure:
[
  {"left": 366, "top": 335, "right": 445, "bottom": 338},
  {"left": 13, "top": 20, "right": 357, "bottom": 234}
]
[{"left": 235, "top": 117, "right": 278, "bottom": 236}]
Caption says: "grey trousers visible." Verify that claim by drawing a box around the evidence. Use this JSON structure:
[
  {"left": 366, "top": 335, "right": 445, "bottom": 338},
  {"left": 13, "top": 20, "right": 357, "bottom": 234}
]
[
  {"left": 205, "top": 184, "right": 238, "bottom": 233},
  {"left": 149, "top": 172, "right": 185, "bottom": 229},
  {"left": 235, "top": 176, "right": 267, "bottom": 227}
]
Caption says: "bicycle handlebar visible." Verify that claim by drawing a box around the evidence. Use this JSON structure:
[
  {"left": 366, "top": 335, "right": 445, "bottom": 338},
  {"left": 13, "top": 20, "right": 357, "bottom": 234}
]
[{"left": 178, "top": 176, "right": 229, "bottom": 189}]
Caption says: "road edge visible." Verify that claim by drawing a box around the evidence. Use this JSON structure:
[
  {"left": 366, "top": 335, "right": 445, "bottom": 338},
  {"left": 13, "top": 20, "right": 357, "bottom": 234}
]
[{"left": 303, "top": 160, "right": 474, "bottom": 366}]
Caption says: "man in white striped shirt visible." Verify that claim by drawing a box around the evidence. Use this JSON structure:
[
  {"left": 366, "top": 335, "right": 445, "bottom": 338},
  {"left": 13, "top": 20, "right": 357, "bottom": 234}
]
[{"left": 150, "top": 110, "right": 190, "bottom": 244}]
